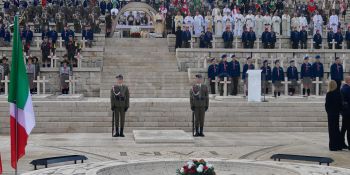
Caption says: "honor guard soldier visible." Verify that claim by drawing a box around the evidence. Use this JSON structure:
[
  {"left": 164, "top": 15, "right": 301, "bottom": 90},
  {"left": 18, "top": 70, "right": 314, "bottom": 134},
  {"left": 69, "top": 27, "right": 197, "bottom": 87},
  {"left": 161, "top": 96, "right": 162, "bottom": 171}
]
[
  {"left": 190, "top": 74, "right": 209, "bottom": 137},
  {"left": 312, "top": 55, "right": 324, "bottom": 94},
  {"left": 208, "top": 58, "right": 218, "bottom": 94},
  {"left": 287, "top": 60, "right": 299, "bottom": 96},
  {"left": 111, "top": 75, "right": 130, "bottom": 137}
]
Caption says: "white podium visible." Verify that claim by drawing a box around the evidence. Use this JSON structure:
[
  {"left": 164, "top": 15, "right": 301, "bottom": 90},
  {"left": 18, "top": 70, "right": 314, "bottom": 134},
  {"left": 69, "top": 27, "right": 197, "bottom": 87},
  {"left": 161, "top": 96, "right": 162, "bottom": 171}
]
[{"left": 247, "top": 70, "right": 262, "bottom": 102}]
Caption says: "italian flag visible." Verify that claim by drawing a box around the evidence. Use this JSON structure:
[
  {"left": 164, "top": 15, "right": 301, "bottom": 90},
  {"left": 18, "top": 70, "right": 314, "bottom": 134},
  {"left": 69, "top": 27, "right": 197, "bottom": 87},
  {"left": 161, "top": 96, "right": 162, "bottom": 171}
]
[{"left": 9, "top": 16, "right": 35, "bottom": 169}]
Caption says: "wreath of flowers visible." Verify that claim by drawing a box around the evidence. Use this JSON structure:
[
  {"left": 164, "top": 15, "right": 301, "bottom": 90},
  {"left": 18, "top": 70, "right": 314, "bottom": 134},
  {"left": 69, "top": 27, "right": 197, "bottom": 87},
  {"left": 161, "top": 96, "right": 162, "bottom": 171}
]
[{"left": 176, "top": 159, "right": 216, "bottom": 175}]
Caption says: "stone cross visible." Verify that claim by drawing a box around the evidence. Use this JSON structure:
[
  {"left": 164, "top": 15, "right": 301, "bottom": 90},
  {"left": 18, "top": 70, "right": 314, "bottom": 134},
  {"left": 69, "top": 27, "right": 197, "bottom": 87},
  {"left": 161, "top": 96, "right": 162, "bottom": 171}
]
[
  {"left": 235, "top": 37, "right": 239, "bottom": 49},
  {"left": 278, "top": 36, "right": 282, "bottom": 49},
  {"left": 331, "top": 39, "right": 336, "bottom": 50},
  {"left": 190, "top": 37, "right": 195, "bottom": 48},
  {"left": 211, "top": 77, "right": 220, "bottom": 95},
  {"left": 65, "top": 76, "right": 78, "bottom": 95},
  {"left": 75, "top": 53, "right": 84, "bottom": 68},
  {"left": 342, "top": 54, "right": 346, "bottom": 71},
  {"left": 58, "top": 37, "right": 64, "bottom": 48},
  {"left": 282, "top": 77, "right": 291, "bottom": 96},
  {"left": 81, "top": 38, "right": 86, "bottom": 49},
  {"left": 211, "top": 37, "right": 216, "bottom": 48},
  {"left": 253, "top": 55, "right": 259, "bottom": 69},
  {"left": 220, "top": 77, "right": 231, "bottom": 96},
  {"left": 33, "top": 76, "right": 49, "bottom": 95},
  {"left": 1, "top": 75, "right": 10, "bottom": 95},
  {"left": 35, "top": 37, "right": 42, "bottom": 48},
  {"left": 48, "top": 54, "right": 59, "bottom": 68},
  {"left": 312, "top": 77, "right": 322, "bottom": 96}
]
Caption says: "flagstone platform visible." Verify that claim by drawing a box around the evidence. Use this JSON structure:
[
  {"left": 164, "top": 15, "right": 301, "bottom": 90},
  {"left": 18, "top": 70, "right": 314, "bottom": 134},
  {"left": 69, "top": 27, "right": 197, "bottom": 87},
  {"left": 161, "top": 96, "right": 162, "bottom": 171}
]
[{"left": 133, "top": 130, "right": 194, "bottom": 143}]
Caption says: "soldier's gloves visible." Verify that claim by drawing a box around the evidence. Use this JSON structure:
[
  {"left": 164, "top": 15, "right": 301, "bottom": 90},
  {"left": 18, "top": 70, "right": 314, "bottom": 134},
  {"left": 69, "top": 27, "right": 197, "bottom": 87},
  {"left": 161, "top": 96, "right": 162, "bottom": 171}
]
[
  {"left": 124, "top": 107, "right": 128, "bottom": 112},
  {"left": 191, "top": 107, "right": 195, "bottom": 111},
  {"left": 205, "top": 107, "right": 208, "bottom": 111}
]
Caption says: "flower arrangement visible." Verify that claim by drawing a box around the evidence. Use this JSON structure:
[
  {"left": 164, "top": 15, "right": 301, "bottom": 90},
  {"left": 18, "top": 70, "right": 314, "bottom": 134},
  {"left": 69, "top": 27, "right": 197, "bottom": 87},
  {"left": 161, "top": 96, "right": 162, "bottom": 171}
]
[
  {"left": 130, "top": 26, "right": 141, "bottom": 38},
  {"left": 176, "top": 159, "right": 216, "bottom": 175}
]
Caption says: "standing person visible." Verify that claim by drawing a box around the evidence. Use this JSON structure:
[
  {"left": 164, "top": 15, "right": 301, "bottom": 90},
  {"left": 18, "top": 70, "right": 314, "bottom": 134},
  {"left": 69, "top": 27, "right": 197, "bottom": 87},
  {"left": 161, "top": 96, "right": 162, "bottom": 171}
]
[
  {"left": 248, "top": 27, "right": 256, "bottom": 48},
  {"left": 331, "top": 57, "right": 344, "bottom": 91},
  {"left": 66, "top": 35, "right": 77, "bottom": 67},
  {"left": 229, "top": 55, "right": 240, "bottom": 96},
  {"left": 313, "top": 30, "right": 322, "bottom": 49},
  {"left": 301, "top": 56, "right": 312, "bottom": 96},
  {"left": 281, "top": 11, "right": 291, "bottom": 37},
  {"left": 287, "top": 60, "right": 299, "bottom": 96},
  {"left": 326, "top": 80, "right": 343, "bottom": 151},
  {"left": 60, "top": 60, "right": 71, "bottom": 94},
  {"left": 241, "top": 27, "right": 249, "bottom": 48},
  {"left": 328, "top": 28, "right": 335, "bottom": 49},
  {"left": 190, "top": 74, "right": 209, "bottom": 137},
  {"left": 204, "top": 28, "right": 213, "bottom": 48},
  {"left": 261, "top": 27, "right": 270, "bottom": 49},
  {"left": 272, "top": 60, "right": 284, "bottom": 97},
  {"left": 340, "top": 76, "right": 350, "bottom": 150},
  {"left": 312, "top": 55, "right": 324, "bottom": 95},
  {"left": 26, "top": 57, "right": 35, "bottom": 94},
  {"left": 346, "top": 26, "right": 350, "bottom": 49},
  {"left": 261, "top": 60, "right": 272, "bottom": 95},
  {"left": 208, "top": 58, "right": 218, "bottom": 94},
  {"left": 182, "top": 26, "right": 191, "bottom": 48},
  {"left": 270, "top": 28, "right": 277, "bottom": 49},
  {"left": 41, "top": 36, "right": 51, "bottom": 67},
  {"left": 218, "top": 55, "right": 230, "bottom": 96},
  {"left": 110, "top": 74, "right": 130, "bottom": 137},
  {"left": 291, "top": 27, "right": 300, "bottom": 49},
  {"left": 299, "top": 26, "right": 308, "bottom": 49},
  {"left": 175, "top": 26, "right": 183, "bottom": 49},
  {"left": 335, "top": 28, "right": 344, "bottom": 49},
  {"left": 222, "top": 26, "right": 234, "bottom": 48},
  {"left": 242, "top": 57, "right": 255, "bottom": 96}
]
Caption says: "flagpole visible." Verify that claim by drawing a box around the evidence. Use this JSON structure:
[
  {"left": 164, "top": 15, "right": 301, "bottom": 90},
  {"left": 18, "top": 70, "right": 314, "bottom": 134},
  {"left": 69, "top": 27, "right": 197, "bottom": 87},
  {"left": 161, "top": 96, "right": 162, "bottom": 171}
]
[{"left": 15, "top": 100, "right": 18, "bottom": 175}]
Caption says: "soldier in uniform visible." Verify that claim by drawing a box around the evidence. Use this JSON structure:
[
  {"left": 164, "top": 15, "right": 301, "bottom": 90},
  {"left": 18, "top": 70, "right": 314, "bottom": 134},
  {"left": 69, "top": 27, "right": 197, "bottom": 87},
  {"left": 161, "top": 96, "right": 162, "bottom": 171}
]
[
  {"left": 261, "top": 60, "right": 271, "bottom": 95},
  {"left": 41, "top": 36, "right": 51, "bottom": 67},
  {"left": 110, "top": 74, "right": 130, "bottom": 137},
  {"left": 190, "top": 74, "right": 209, "bottom": 137},
  {"left": 26, "top": 57, "right": 35, "bottom": 94},
  {"left": 60, "top": 60, "right": 71, "bottom": 94},
  {"left": 287, "top": 60, "right": 299, "bottom": 96}
]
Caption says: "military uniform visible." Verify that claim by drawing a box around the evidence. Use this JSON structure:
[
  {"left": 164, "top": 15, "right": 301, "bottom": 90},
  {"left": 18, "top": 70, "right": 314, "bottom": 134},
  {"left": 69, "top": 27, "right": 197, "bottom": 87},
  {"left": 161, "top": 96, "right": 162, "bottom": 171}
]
[
  {"left": 110, "top": 83, "right": 130, "bottom": 137},
  {"left": 190, "top": 81, "right": 209, "bottom": 137}
]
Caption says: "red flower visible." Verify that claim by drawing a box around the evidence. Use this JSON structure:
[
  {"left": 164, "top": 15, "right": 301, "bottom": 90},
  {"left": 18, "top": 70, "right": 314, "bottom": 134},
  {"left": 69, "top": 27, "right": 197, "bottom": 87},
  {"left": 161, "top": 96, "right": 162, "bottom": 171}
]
[{"left": 204, "top": 166, "right": 208, "bottom": 170}]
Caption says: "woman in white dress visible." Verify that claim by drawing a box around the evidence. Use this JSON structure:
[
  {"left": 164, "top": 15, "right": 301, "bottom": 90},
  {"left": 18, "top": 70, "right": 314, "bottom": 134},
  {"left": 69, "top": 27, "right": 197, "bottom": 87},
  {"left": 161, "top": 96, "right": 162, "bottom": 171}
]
[{"left": 215, "top": 13, "right": 223, "bottom": 36}]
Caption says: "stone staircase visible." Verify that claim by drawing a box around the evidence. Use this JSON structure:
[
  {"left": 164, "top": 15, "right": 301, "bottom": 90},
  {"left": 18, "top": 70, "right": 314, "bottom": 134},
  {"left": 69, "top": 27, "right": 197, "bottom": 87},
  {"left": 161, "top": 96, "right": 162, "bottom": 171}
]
[
  {"left": 0, "top": 99, "right": 329, "bottom": 134},
  {"left": 100, "top": 38, "right": 190, "bottom": 98}
]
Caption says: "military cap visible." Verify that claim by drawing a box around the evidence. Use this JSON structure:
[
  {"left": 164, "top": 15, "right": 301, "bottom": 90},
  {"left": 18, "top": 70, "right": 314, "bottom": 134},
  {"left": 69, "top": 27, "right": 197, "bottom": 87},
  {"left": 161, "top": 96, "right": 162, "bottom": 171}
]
[
  {"left": 315, "top": 55, "right": 320, "bottom": 59},
  {"left": 304, "top": 56, "right": 309, "bottom": 60},
  {"left": 116, "top": 74, "right": 124, "bottom": 79},
  {"left": 221, "top": 54, "right": 227, "bottom": 59}
]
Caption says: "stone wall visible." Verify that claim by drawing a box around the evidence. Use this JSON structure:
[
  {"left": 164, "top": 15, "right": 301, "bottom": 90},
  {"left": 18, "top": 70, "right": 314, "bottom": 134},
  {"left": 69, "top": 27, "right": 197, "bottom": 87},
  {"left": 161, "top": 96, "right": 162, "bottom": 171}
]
[
  {"left": 39, "top": 67, "right": 101, "bottom": 97},
  {"left": 167, "top": 34, "right": 345, "bottom": 52}
]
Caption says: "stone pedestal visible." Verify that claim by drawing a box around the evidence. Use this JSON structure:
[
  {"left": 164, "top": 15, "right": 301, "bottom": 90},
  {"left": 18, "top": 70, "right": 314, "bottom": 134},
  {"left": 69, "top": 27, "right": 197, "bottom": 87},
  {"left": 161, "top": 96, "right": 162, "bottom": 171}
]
[{"left": 133, "top": 130, "right": 194, "bottom": 144}]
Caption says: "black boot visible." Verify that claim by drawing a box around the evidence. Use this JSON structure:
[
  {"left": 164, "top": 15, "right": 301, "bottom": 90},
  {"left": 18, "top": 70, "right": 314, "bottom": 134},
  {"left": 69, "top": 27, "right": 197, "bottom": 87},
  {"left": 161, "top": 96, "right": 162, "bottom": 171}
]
[
  {"left": 194, "top": 128, "right": 200, "bottom": 137},
  {"left": 274, "top": 91, "right": 277, "bottom": 98},
  {"left": 265, "top": 88, "right": 269, "bottom": 94},
  {"left": 113, "top": 127, "right": 119, "bottom": 137},
  {"left": 119, "top": 128, "right": 125, "bottom": 137},
  {"left": 302, "top": 88, "right": 306, "bottom": 96},
  {"left": 199, "top": 127, "right": 205, "bottom": 137},
  {"left": 278, "top": 92, "right": 280, "bottom": 96},
  {"left": 307, "top": 89, "right": 310, "bottom": 96}
]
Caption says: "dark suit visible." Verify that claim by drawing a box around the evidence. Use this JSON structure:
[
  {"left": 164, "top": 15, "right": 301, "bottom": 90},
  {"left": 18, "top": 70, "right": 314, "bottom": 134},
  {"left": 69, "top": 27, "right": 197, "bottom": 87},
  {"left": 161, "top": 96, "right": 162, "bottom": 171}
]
[{"left": 326, "top": 89, "right": 343, "bottom": 150}]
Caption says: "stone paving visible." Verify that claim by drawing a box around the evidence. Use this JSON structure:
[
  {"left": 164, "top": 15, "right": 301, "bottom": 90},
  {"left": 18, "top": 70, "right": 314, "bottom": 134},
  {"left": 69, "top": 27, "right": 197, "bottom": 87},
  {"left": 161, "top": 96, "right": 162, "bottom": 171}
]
[{"left": 0, "top": 132, "right": 349, "bottom": 174}]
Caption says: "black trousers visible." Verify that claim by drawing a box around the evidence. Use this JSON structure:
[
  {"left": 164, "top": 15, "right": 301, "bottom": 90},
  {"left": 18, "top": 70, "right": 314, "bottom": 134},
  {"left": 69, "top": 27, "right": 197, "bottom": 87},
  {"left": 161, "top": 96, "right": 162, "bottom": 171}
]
[
  {"left": 347, "top": 41, "right": 350, "bottom": 49},
  {"left": 231, "top": 76, "right": 239, "bottom": 95},
  {"left": 263, "top": 42, "right": 268, "bottom": 49},
  {"left": 336, "top": 43, "right": 342, "bottom": 49},
  {"left": 249, "top": 41, "right": 254, "bottom": 48},
  {"left": 292, "top": 42, "right": 298, "bottom": 49},
  {"left": 210, "top": 81, "right": 216, "bottom": 94},
  {"left": 314, "top": 43, "right": 321, "bottom": 49},
  {"left": 335, "top": 80, "right": 342, "bottom": 91},
  {"left": 328, "top": 113, "right": 342, "bottom": 150},
  {"left": 300, "top": 41, "right": 307, "bottom": 49},
  {"left": 224, "top": 41, "right": 233, "bottom": 48},
  {"left": 341, "top": 115, "right": 350, "bottom": 146}
]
